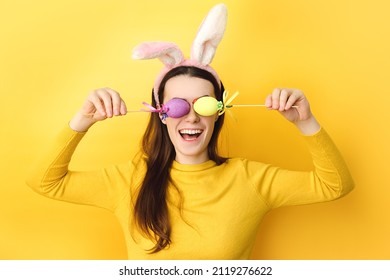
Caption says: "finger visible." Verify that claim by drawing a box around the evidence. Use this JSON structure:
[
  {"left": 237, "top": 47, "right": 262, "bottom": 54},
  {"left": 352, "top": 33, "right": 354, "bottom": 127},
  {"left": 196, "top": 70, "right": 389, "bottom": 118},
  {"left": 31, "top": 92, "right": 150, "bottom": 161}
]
[
  {"left": 88, "top": 92, "right": 106, "bottom": 117},
  {"left": 96, "top": 88, "right": 113, "bottom": 117},
  {"left": 105, "top": 87, "right": 122, "bottom": 116},
  {"left": 279, "top": 88, "right": 290, "bottom": 111},
  {"left": 120, "top": 99, "right": 127, "bottom": 115},
  {"left": 271, "top": 88, "right": 281, "bottom": 109},
  {"left": 285, "top": 89, "right": 302, "bottom": 110},
  {"left": 265, "top": 94, "right": 272, "bottom": 108}
]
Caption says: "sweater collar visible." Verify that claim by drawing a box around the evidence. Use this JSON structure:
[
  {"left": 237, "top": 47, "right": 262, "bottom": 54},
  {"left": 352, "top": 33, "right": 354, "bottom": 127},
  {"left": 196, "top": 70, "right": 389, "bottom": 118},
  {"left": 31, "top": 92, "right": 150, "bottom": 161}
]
[{"left": 171, "top": 160, "right": 217, "bottom": 172}]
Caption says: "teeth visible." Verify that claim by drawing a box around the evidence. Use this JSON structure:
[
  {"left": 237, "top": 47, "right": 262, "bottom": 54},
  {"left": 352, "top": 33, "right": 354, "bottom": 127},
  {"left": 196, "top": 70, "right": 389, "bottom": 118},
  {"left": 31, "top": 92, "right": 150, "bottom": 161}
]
[{"left": 179, "top": 129, "right": 203, "bottom": 135}]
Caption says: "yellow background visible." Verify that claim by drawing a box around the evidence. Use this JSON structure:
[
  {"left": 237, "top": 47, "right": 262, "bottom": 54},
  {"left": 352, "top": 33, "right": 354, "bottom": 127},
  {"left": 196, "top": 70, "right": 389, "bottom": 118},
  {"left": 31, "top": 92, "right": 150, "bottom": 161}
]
[{"left": 1, "top": 0, "right": 389, "bottom": 259}]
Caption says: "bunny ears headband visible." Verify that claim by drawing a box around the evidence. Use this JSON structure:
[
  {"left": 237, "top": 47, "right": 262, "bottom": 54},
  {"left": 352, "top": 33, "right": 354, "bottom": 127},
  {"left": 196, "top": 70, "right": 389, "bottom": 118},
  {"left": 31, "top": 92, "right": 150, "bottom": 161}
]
[{"left": 131, "top": 3, "right": 228, "bottom": 108}]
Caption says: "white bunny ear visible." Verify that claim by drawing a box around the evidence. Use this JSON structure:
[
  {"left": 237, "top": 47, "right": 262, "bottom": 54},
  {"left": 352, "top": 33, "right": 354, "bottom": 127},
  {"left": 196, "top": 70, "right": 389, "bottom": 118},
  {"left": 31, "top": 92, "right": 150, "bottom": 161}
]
[
  {"left": 191, "top": 3, "right": 228, "bottom": 65},
  {"left": 132, "top": 42, "right": 184, "bottom": 67}
]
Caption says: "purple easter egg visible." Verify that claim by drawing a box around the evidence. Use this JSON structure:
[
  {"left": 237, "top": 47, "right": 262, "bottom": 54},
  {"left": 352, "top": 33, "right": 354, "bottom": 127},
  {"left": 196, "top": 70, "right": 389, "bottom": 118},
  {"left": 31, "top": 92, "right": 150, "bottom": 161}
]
[{"left": 164, "top": 98, "right": 190, "bottom": 118}]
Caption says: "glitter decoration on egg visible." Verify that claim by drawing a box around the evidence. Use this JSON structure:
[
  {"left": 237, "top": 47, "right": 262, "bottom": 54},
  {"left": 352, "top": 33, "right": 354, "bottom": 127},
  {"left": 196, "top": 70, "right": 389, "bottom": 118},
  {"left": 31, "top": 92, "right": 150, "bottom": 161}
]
[{"left": 163, "top": 98, "right": 191, "bottom": 118}]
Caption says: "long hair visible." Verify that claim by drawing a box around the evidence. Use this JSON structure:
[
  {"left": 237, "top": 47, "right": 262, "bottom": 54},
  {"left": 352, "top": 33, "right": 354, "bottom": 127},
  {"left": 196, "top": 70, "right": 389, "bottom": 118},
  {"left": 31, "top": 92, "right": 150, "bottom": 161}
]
[{"left": 133, "top": 66, "right": 226, "bottom": 253}]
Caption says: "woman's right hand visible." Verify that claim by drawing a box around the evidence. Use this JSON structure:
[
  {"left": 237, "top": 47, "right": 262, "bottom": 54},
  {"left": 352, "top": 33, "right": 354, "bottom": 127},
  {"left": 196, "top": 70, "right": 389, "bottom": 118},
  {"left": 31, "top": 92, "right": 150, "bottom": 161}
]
[{"left": 69, "top": 88, "right": 127, "bottom": 132}]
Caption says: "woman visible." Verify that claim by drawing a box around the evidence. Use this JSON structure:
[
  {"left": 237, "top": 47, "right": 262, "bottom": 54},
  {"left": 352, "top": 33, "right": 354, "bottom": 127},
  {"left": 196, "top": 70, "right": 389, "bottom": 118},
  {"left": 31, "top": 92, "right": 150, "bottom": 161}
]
[{"left": 26, "top": 4, "right": 354, "bottom": 259}]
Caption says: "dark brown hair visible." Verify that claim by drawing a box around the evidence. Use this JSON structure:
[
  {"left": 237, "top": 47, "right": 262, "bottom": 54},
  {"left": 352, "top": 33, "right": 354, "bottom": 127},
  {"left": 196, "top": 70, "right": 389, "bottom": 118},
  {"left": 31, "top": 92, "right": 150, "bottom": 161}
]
[{"left": 133, "top": 66, "right": 226, "bottom": 253}]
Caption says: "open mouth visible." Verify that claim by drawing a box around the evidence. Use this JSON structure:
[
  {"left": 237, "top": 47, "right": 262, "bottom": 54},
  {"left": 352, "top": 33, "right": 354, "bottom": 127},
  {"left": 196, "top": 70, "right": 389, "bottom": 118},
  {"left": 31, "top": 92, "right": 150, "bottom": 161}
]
[{"left": 179, "top": 129, "right": 203, "bottom": 141}]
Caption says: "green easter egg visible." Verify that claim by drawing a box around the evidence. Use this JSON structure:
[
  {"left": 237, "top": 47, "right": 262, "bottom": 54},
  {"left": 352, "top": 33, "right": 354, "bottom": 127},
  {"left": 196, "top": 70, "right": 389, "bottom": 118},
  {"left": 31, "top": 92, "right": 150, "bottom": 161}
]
[{"left": 193, "top": 96, "right": 219, "bottom": 116}]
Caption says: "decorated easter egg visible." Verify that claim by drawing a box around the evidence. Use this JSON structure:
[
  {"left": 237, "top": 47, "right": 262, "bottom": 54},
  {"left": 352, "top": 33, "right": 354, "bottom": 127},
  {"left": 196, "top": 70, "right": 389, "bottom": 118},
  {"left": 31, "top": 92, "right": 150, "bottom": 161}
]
[
  {"left": 193, "top": 96, "right": 219, "bottom": 116},
  {"left": 164, "top": 98, "right": 190, "bottom": 118}
]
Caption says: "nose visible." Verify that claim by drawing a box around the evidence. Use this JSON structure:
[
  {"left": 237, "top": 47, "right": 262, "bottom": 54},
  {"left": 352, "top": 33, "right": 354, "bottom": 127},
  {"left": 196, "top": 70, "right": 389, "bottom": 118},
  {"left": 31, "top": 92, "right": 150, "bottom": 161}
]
[{"left": 184, "top": 106, "right": 200, "bottom": 123}]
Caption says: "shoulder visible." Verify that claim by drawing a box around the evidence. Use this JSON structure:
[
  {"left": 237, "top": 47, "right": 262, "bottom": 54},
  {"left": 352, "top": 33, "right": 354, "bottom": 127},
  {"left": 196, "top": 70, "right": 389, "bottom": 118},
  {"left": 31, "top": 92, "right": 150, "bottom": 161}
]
[{"left": 225, "top": 157, "right": 246, "bottom": 166}]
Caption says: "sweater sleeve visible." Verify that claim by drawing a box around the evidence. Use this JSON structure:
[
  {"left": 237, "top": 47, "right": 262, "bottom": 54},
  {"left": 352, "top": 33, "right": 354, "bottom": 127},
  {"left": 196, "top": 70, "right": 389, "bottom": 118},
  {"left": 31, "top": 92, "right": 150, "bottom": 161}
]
[
  {"left": 25, "top": 125, "right": 131, "bottom": 212},
  {"left": 246, "top": 127, "right": 354, "bottom": 209}
]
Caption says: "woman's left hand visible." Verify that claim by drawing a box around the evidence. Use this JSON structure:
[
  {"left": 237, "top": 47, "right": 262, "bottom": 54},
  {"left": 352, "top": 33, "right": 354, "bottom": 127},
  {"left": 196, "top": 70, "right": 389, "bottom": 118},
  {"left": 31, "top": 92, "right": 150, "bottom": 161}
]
[{"left": 265, "top": 88, "right": 321, "bottom": 135}]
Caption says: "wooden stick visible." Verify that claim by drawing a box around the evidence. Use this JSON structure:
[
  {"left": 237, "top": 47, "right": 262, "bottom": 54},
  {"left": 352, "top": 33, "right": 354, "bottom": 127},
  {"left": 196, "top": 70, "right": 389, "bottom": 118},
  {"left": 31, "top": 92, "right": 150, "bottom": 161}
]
[
  {"left": 83, "top": 110, "right": 146, "bottom": 116},
  {"left": 83, "top": 104, "right": 298, "bottom": 116},
  {"left": 227, "top": 104, "right": 298, "bottom": 108}
]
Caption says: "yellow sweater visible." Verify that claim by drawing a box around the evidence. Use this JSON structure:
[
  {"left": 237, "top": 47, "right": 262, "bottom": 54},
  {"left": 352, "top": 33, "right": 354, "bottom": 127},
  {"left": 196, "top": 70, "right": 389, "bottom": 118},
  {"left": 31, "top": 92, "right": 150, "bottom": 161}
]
[{"left": 26, "top": 125, "right": 354, "bottom": 259}]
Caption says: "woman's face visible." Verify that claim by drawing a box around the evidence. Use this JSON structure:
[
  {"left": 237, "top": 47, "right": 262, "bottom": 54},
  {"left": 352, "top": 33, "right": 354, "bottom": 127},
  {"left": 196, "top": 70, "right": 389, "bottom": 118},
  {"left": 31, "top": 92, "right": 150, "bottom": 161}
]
[{"left": 162, "top": 75, "right": 218, "bottom": 164}]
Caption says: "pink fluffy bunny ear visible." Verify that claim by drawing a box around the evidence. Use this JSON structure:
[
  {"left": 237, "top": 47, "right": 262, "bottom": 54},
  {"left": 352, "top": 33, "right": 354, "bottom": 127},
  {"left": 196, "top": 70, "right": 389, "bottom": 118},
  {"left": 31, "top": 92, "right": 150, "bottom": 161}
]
[
  {"left": 191, "top": 3, "right": 228, "bottom": 65},
  {"left": 132, "top": 42, "right": 184, "bottom": 67}
]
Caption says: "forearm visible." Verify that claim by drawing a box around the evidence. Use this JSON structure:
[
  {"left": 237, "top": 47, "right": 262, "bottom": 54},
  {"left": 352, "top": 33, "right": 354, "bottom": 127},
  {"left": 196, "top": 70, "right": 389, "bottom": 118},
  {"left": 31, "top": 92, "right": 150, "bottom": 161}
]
[
  {"left": 26, "top": 125, "right": 86, "bottom": 194},
  {"left": 294, "top": 114, "right": 321, "bottom": 136},
  {"left": 258, "top": 127, "right": 355, "bottom": 208},
  {"left": 304, "top": 127, "right": 355, "bottom": 198},
  {"left": 26, "top": 124, "right": 131, "bottom": 210}
]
